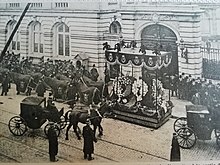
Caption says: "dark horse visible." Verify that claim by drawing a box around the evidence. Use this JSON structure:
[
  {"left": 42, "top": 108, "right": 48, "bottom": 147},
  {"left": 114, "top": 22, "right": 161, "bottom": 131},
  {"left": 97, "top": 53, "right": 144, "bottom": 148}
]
[{"left": 65, "top": 101, "right": 112, "bottom": 140}]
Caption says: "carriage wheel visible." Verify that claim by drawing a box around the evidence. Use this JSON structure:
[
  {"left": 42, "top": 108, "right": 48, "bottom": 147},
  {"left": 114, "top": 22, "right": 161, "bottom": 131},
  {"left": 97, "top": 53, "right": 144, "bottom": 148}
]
[
  {"left": 58, "top": 115, "right": 67, "bottom": 130},
  {"left": 8, "top": 116, "right": 27, "bottom": 136},
  {"left": 44, "top": 123, "right": 60, "bottom": 137},
  {"left": 173, "top": 117, "right": 187, "bottom": 132},
  {"left": 176, "top": 127, "right": 197, "bottom": 149}
]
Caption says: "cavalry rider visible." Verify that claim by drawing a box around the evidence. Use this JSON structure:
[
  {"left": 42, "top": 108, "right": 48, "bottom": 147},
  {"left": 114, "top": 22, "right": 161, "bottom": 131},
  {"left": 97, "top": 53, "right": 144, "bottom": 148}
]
[
  {"left": 47, "top": 93, "right": 60, "bottom": 122},
  {"left": 66, "top": 77, "right": 78, "bottom": 109},
  {"left": 36, "top": 79, "right": 47, "bottom": 97}
]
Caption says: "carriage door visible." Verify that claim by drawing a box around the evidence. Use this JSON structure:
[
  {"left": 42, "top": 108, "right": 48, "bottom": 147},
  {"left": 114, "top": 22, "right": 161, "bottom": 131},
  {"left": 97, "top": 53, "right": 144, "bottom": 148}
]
[{"left": 141, "top": 24, "right": 178, "bottom": 76}]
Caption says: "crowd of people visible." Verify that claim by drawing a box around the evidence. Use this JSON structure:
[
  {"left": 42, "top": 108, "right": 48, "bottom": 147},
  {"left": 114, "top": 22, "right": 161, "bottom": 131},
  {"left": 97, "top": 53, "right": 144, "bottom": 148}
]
[
  {"left": 4, "top": 50, "right": 220, "bottom": 162},
  {"left": 0, "top": 51, "right": 100, "bottom": 82},
  {"left": 169, "top": 72, "right": 220, "bottom": 112},
  {"left": 0, "top": 51, "right": 101, "bottom": 98}
]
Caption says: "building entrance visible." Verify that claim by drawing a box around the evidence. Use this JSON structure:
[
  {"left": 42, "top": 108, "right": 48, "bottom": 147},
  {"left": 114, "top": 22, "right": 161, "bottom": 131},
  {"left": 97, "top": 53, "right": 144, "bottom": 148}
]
[{"left": 141, "top": 24, "right": 178, "bottom": 76}]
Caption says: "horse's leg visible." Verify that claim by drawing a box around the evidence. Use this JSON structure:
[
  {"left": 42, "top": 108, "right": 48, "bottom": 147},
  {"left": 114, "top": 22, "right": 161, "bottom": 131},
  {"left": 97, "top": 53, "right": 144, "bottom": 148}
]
[
  {"left": 73, "top": 122, "right": 81, "bottom": 140},
  {"left": 93, "top": 125, "right": 98, "bottom": 138},
  {"left": 65, "top": 123, "right": 72, "bottom": 140},
  {"left": 98, "top": 124, "right": 103, "bottom": 137}
]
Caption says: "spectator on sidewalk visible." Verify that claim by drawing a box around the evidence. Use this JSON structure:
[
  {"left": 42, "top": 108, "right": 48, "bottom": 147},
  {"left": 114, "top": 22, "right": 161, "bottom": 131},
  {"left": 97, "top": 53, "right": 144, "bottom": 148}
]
[
  {"left": 82, "top": 119, "right": 97, "bottom": 161},
  {"left": 48, "top": 125, "right": 59, "bottom": 162},
  {"left": 1, "top": 73, "right": 10, "bottom": 96},
  {"left": 170, "top": 133, "right": 181, "bottom": 162},
  {"left": 191, "top": 92, "right": 201, "bottom": 105}
]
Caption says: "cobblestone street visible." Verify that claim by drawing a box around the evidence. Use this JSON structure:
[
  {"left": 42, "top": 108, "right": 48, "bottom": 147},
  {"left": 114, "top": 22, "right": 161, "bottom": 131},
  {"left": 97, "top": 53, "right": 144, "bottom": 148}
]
[{"left": 0, "top": 84, "right": 220, "bottom": 164}]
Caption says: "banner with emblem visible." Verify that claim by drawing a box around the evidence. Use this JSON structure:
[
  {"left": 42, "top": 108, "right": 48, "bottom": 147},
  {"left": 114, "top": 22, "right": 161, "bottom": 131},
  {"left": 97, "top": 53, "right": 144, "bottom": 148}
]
[{"left": 105, "top": 49, "right": 172, "bottom": 70}]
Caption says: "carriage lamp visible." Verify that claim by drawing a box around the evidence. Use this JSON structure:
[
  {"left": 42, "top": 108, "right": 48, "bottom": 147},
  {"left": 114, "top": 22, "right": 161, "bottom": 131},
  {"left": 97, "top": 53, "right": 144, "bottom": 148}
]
[
  {"left": 179, "top": 38, "right": 189, "bottom": 63},
  {"left": 179, "top": 38, "right": 185, "bottom": 58}
]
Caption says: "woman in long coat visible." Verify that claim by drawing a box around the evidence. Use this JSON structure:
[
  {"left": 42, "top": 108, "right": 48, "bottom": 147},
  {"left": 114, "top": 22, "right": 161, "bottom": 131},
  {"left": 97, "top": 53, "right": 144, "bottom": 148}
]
[
  {"left": 48, "top": 126, "right": 58, "bottom": 162},
  {"left": 82, "top": 120, "right": 97, "bottom": 161}
]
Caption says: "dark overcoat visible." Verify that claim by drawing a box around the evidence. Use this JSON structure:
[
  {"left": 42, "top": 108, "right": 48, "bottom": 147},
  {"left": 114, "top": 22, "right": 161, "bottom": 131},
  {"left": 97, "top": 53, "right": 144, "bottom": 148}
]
[
  {"left": 170, "top": 135, "right": 181, "bottom": 161},
  {"left": 48, "top": 127, "right": 58, "bottom": 156},
  {"left": 2, "top": 76, "right": 10, "bottom": 92},
  {"left": 36, "top": 82, "right": 47, "bottom": 96},
  {"left": 82, "top": 125, "right": 96, "bottom": 154}
]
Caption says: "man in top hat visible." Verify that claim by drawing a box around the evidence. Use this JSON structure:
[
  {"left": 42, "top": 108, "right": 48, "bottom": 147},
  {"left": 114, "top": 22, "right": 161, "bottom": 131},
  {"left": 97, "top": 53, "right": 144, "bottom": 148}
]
[
  {"left": 48, "top": 125, "right": 59, "bottom": 162},
  {"left": 170, "top": 133, "right": 181, "bottom": 161},
  {"left": 82, "top": 119, "right": 97, "bottom": 161}
]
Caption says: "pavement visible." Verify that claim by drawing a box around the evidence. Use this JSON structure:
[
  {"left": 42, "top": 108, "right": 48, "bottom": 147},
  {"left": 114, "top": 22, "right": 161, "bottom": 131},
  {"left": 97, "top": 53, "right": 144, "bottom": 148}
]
[{"left": 2, "top": 84, "right": 220, "bottom": 163}]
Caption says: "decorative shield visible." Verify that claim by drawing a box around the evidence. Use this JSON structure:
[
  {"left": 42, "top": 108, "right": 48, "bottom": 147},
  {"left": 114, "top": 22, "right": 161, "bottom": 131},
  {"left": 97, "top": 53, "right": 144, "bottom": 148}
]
[
  {"left": 108, "top": 53, "right": 114, "bottom": 62},
  {"left": 84, "top": 93, "right": 89, "bottom": 103},
  {"left": 121, "top": 55, "right": 127, "bottom": 64},
  {"left": 20, "top": 81, "right": 25, "bottom": 90},
  {"left": 58, "top": 87, "right": 62, "bottom": 95},
  {"left": 148, "top": 57, "right": 154, "bottom": 66}
]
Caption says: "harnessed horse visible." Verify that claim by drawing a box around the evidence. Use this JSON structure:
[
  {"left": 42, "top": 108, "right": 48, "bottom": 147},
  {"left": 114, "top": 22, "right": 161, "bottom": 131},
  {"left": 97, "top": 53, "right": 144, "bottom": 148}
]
[{"left": 64, "top": 101, "right": 112, "bottom": 140}]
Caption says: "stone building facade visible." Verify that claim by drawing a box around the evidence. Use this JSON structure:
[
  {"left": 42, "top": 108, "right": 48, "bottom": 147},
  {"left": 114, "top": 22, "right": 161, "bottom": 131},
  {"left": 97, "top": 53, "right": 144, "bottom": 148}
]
[{"left": 0, "top": 1, "right": 220, "bottom": 79}]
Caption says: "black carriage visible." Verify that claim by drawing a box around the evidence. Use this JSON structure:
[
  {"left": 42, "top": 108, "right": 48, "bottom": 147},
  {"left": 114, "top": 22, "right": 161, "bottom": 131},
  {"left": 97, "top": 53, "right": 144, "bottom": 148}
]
[
  {"left": 173, "top": 105, "right": 220, "bottom": 149},
  {"left": 8, "top": 96, "right": 66, "bottom": 137}
]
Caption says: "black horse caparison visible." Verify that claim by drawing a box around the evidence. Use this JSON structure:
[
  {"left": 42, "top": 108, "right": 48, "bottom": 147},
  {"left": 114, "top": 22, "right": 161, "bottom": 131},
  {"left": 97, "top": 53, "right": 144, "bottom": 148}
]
[{"left": 65, "top": 101, "right": 112, "bottom": 140}]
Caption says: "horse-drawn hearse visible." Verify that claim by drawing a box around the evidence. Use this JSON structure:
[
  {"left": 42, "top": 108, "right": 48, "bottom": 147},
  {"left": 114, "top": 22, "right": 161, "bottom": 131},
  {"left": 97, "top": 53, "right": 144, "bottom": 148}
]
[
  {"left": 8, "top": 96, "right": 65, "bottom": 137},
  {"left": 173, "top": 105, "right": 220, "bottom": 149},
  {"left": 104, "top": 42, "right": 174, "bottom": 128}
]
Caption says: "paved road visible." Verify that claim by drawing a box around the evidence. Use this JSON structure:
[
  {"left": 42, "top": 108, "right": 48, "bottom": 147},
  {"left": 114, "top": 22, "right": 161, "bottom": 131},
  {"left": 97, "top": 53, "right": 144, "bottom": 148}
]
[{"left": 0, "top": 84, "right": 220, "bottom": 163}]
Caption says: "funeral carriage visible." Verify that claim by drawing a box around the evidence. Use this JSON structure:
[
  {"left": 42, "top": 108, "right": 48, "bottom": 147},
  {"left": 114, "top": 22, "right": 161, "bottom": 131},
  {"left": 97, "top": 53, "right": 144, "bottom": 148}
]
[
  {"left": 173, "top": 105, "right": 220, "bottom": 149},
  {"left": 104, "top": 42, "right": 173, "bottom": 128},
  {"left": 8, "top": 96, "right": 66, "bottom": 137}
]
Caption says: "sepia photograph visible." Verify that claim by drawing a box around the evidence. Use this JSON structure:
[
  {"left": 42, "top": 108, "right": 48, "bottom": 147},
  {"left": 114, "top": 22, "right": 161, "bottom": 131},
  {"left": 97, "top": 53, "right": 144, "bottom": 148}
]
[{"left": 0, "top": 0, "right": 220, "bottom": 164}]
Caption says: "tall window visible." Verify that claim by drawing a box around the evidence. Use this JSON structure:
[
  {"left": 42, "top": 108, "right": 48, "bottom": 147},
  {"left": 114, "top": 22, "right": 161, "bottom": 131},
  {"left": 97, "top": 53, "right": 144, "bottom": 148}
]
[
  {"left": 57, "top": 23, "right": 70, "bottom": 56},
  {"left": 109, "top": 21, "right": 121, "bottom": 34},
  {"left": 7, "top": 20, "right": 20, "bottom": 51},
  {"left": 32, "top": 22, "right": 43, "bottom": 53}
]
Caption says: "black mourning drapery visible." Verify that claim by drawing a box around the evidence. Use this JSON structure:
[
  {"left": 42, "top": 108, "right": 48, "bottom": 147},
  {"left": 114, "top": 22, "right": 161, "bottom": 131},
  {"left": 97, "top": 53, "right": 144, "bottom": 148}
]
[{"left": 105, "top": 49, "right": 172, "bottom": 71}]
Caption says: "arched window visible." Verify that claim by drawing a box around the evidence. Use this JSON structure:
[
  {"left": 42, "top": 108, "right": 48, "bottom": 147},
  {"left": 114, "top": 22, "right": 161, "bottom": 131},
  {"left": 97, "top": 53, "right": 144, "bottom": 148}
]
[
  {"left": 109, "top": 21, "right": 121, "bottom": 34},
  {"left": 57, "top": 23, "right": 70, "bottom": 56},
  {"left": 6, "top": 20, "right": 20, "bottom": 51},
  {"left": 30, "top": 22, "right": 43, "bottom": 53}
]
